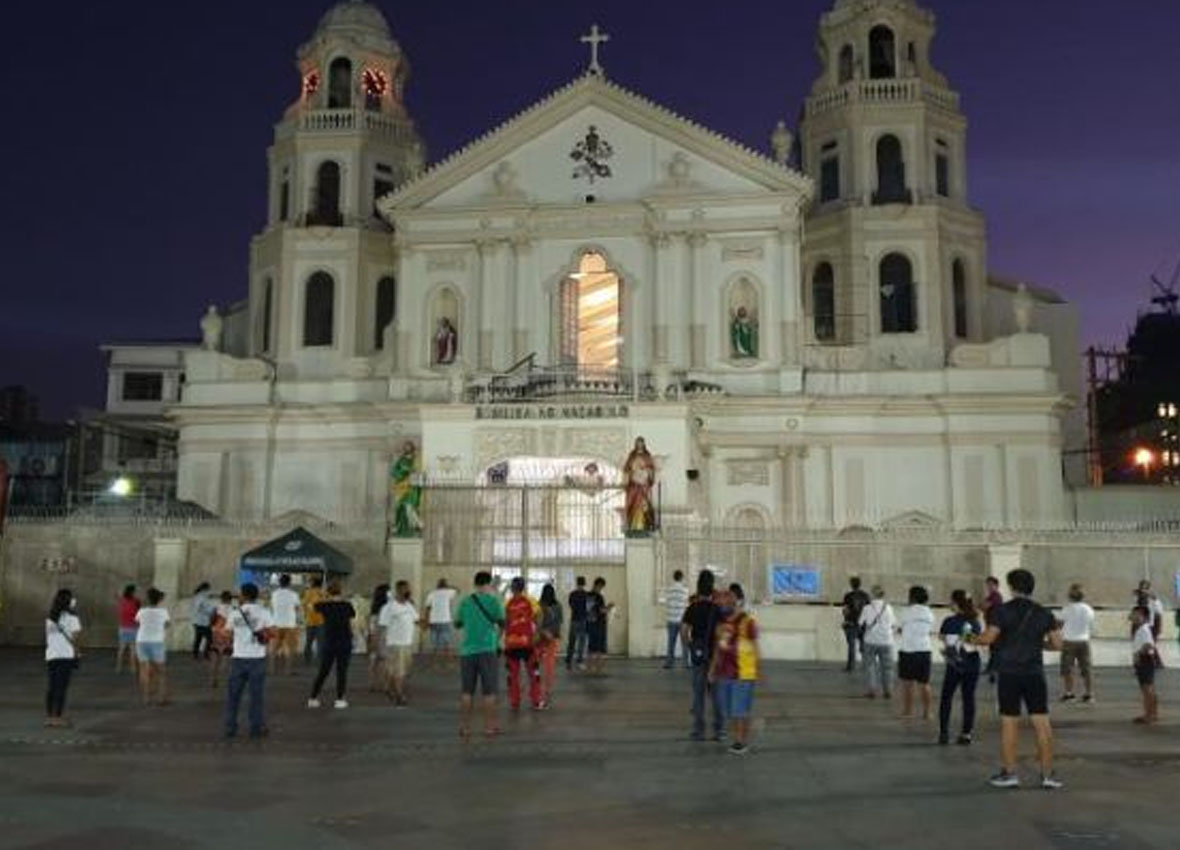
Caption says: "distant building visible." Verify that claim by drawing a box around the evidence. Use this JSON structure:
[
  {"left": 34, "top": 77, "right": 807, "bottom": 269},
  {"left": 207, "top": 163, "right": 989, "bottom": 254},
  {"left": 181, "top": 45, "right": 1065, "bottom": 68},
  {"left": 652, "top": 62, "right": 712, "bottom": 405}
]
[{"left": 0, "top": 385, "right": 40, "bottom": 427}]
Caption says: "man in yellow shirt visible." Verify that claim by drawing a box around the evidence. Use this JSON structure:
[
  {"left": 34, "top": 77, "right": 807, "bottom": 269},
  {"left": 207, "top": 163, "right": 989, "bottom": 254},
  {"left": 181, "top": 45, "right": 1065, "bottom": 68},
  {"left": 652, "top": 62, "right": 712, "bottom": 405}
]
[
  {"left": 301, "top": 576, "right": 326, "bottom": 664},
  {"left": 709, "top": 585, "right": 760, "bottom": 755}
]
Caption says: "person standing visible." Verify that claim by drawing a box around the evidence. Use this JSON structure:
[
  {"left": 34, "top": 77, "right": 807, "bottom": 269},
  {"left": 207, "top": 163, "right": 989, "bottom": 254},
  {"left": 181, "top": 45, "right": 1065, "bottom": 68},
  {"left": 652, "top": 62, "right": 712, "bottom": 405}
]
[
  {"left": 367, "top": 584, "right": 390, "bottom": 691},
  {"left": 115, "top": 584, "right": 140, "bottom": 676},
  {"left": 970, "top": 569, "right": 1064, "bottom": 790},
  {"left": 209, "top": 590, "right": 234, "bottom": 689},
  {"left": 307, "top": 582, "right": 356, "bottom": 709},
  {"left": 859, "top": 586, "right": 896, "bottom": 700},
  {"left": 840, "top": 577, "right": 870, "bottom": 672},
  {"left": 982, "top": 577, "right": 1004, "bottom": 621},
  {"left": 1131, "top": 605, "right": 1161, "bottom": 724},
  {"left": 565, "top": 577, "right": 589, "bottom": 670},
  {"left": 897, "top": 586, "right": 935, "bottom": 720},
  {"left": 504, "top": 577, "right": 542, "bottom": 711},
  {"left": 938, "top": 590, "right": 982, "bottom": 745},
  {"left": 1059, "top": 583, "right": 1095, "bottom": 704},
  {"left": 681, "top": 569, "right": 724, "bottom": 741},
  {"left": 424, "top": 579, "right": 458, "bottom": 667},
  {"left": 454, "top": 571, "right": 505, "bottom": 739},
  {"left": 1135, "top": 580, "right": 1165, "bottom": 641},
  {"left": 663, "top": 570, "right": 691, "bottom": 669},
  {"left": 379, "top": 581, "right": 418, "bottom": 707},
  {"left": 224, "top": 583, "right": 274, "bottom": 739},
  {"left": 190, "top": 582, "right": 215, "bottom": 660},
  {"left": 135, "top": 588, "right": 171, "bottom": 706},
  {"left": 268, "top": 574, "right": 301, "bottom": 676},
  {"left": 586, "top": 577, "right": 613, "bottom": 676},
  {"left": 45, "top": 589, "right": 81, "bottom": 728},
  {"left": 301, "top": 576, "right": 326, "bottom": 665},
  {"left": 537, "top": 583, "right": 563, "bottom": 708},
  {"left": 709, "top": 586, "right": 760, "bottom": 754}
]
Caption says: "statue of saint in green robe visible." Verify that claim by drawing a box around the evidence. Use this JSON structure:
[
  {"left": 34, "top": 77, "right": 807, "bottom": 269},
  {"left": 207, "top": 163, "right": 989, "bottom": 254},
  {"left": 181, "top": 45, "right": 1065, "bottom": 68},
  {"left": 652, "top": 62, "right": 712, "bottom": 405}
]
[
  {"left": 730, "top": 306, "right": 758, "bottom": 359},
  {"left": 389, "top": 442, "right": 423, "bottom": 538}
]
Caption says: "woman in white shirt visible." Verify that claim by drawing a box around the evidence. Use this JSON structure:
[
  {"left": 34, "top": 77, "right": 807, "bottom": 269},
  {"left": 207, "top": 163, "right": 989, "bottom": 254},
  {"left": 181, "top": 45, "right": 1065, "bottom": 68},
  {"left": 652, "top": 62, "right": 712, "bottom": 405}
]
[
  {"left": 134, "top": 587, "right": 171, "bottom": 706},
  {"left": 45, "top": 588, "right": 82, "bottom": 727},
  {"left": 1131, "top": 605, "right": 1159, "bottom": 724},
  {"left": 897, "top": 586, "right": 935, "bottom": 720},
  {"left": 858, "top": 585, "right": 896, "bottom": 699},
  {"left": 1059, "top": 583, "right": 1095, "bottom": 703}
]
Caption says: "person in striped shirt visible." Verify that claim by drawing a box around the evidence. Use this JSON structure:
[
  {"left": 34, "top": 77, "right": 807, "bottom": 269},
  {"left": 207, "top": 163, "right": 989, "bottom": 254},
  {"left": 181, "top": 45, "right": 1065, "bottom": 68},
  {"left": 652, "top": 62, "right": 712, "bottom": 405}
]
[{"left": 663, "top": 570, "right": 691, "bottom": 669}]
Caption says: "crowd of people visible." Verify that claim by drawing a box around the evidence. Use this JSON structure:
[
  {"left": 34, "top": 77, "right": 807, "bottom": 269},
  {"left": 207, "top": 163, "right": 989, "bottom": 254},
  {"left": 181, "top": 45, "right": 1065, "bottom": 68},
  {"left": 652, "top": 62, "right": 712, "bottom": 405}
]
[{"left": 37, "top": 565, "right": 1172, "bottom": 784}]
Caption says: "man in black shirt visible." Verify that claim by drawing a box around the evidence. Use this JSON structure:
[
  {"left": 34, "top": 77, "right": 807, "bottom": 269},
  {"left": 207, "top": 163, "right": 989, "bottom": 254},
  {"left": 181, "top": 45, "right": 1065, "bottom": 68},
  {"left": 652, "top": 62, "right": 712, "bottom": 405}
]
[
  {"left": 841, "top": 577, "right": 870, "bottom": 672},
  {"left": 680, "top": 569, "right": 725, "bottom": 741},
  {"left": 972, "top": 568, "right": 1063, "bottom": 790},
  {"left": 565, "top": 576, "right": 589, "bottom": 670}
]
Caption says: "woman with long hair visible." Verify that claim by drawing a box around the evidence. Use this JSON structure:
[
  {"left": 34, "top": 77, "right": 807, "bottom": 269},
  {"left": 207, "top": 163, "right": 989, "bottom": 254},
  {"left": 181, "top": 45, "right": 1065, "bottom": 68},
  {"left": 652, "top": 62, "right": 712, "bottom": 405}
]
[
  {"left": 537, "top": 583, "right": 563, "bottom": 708},
  {"left": 938, "top": 589, "right": 983, "bottom": 745},
  {"left": 115, "top": 584, "right": 140, "bottom": 675},
  {"left": 135, "top": 588, "right": 171, "bottom": 706},
  {"left": 45, "top": 588, "right": 82, "bottom": 727},
  {"left": 368, "top": 583, "right": 391, "bottom": 691}
]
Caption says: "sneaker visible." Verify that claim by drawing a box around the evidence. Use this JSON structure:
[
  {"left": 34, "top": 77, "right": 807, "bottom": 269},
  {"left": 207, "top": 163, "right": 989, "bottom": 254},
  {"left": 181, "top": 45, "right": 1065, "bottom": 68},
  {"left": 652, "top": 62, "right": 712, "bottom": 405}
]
[
  {"left": 306, "top": 698, "right": 321, "bottom": 708},
  {"left": 333, "top": 699, "right": 348, "bottom": 709},
  {"left": 956, "top": 734, "right": 973, "bottom": 746},
  {"left": 1060, "top": 693, "right": 1076, "bottom": 703},
  {"left": 937, "top": 733, "right": 949, "bottom": 746},
  {"left": 1040, "top": 774, "right": 1064, "bottom": 790},
  {"left": 1081, "top": 694, "right": 1093, "bottom": 704},
  {"left": 727, "top": 742, "right": 748, "bottom": 755},
  {"left": 988, "top": 770, "right": 1020, "bottom": 789}
]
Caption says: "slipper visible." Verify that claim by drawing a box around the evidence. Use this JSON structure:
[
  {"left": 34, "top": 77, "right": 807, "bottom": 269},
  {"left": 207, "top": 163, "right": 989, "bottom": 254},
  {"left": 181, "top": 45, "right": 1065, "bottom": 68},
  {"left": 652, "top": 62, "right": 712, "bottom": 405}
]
[{"left": 483, "top": 727, "right": 502, "bottom": 738}]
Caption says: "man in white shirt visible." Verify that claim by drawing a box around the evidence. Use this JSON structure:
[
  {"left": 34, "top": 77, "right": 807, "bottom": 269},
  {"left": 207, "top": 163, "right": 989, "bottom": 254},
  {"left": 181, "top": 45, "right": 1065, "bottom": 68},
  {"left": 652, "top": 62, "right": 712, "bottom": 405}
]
[
  {"left": 1059, "top": 583, "right": 1095, "bottom": 703},
  {"left": 268, "top": 574, "right": 301, "bottom": 676},
  {"left": 224, "top": 583, "right": 275, "bottom": 739},
  {"left": 1135, "top": 580, "right": 1166, "bottom": 641},
  {"left": 858, "top": 586, "right": 896, "bottom": 699},
  {"left": 424, "top": 579, "right": 458, "bottom": 667},
  {"left": 1131, "top": 605, "right": 1159, "bottom": 724},
  {"left": 896, "top": 586, "right": 935, "bottom": 720},
  {"left": 379, "top": 580, "right": 419, "bottom": 706},
  {"left": 662, "top": 570, "right": 691, "bottom": 669}
]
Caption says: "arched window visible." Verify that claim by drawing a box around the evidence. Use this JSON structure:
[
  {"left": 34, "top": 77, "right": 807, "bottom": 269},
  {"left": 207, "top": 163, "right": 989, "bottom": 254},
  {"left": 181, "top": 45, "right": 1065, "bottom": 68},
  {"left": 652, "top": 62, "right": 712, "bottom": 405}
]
[
  {"left": 311, "top": 161, "right": 342, "bottom": 226},
  {"left": 935, "top": 138, "right": 950, "bottom": 198},
  {"left": 874, "top": 135, "right": 909, "bottom": 204},
  {"left": 869, "top": 26, "right": 896, "bottom": 79},
  {"left": 819, "top": 141, "right": 840, "bottom": 203},
  {"left": 260, "top": 277, "right": 273, "bottom": 353},
  {"left": 327, "top": 57, "right": 352, "bottom": 109},
  {"left": 879, "top": 253, "right": 916, "bottom": 334},
  {"left": 303, "top": 272, "right": 335, "bottom": 346},
  {"left": 952, "top": 259, "right": 968, "bottom": 339},
  {"left": 374, "top": 276, "right": 396, "bottom": 350},
  {"left": 838, "top": 44, "right": 855, "bottom": 84},
  {"left": 812, "top": 263, "right": 836, "bottom": 342},
  {"left": 559, "top": 252, "right": 622, "bottom": 370}
]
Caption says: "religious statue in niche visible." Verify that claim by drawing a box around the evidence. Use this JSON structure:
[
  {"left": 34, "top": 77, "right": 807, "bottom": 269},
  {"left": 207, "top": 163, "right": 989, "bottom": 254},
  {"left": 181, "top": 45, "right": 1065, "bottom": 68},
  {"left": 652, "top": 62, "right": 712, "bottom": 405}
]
[
  {"left": 570, "top": 125, "right": 614, "bottom": 184},
  {"left": 433, "top": 317, "right": 457, "bottom": 365},
  {"left": 730, "top": 306, "right": 759, "bottom": 359},
  {"left": 389, "top": 441, "right": 423, "bottom": 538},
  {"left": 622, "top": 437, "right": 657, "bottom": 535}
]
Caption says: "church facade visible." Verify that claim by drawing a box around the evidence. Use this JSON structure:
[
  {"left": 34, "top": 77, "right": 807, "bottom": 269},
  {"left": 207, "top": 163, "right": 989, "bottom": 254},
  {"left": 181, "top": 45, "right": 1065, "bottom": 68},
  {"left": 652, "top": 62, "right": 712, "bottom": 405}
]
[{"left": 174, "top": 0, "right": 1075, "bottom": 534}]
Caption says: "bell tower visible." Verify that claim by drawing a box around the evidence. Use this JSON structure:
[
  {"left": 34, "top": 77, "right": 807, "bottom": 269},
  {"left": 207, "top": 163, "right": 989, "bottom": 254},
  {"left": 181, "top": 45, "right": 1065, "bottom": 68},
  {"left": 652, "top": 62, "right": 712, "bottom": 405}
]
[
  {"left": 798, "top": 0, "right": 986, "bottom": 369},
  {"left": 248, "top": 0, "right": 425, "bottom": 377}
]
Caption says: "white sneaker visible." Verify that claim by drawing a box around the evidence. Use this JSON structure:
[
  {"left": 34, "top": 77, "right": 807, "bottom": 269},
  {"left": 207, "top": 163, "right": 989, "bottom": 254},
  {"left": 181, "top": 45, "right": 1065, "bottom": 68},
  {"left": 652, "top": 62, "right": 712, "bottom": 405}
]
[
  {"left": 306, "top": 698, "right": 321, "bottom": 708},
  {"left": 333, "top": 699, "right": 348, "bottom": 710}
]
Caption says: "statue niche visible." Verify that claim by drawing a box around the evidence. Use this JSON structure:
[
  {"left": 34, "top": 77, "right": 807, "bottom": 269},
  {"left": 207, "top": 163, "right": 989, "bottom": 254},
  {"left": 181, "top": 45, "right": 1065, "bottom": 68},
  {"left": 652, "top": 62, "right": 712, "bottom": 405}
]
[
  {"left": 727, "top": 277, "right": 760, "bottom": 360},
  {"left": 430, "top": 287, "right": 460, "bottom": 366}
]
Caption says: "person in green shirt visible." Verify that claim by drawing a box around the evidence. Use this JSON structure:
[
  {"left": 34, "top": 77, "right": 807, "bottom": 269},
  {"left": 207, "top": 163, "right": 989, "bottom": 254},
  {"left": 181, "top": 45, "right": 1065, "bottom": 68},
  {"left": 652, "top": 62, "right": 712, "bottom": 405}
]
[{"left": 454, "top": 571, "right": 505, "bottom": 738}]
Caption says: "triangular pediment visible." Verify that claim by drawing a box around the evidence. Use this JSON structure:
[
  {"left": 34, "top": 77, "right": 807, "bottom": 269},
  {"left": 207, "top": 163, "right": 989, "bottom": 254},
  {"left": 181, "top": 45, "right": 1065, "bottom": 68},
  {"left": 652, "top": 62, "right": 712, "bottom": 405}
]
[{"left": 384, "top": 73, "right": 811, "bottom": 211}]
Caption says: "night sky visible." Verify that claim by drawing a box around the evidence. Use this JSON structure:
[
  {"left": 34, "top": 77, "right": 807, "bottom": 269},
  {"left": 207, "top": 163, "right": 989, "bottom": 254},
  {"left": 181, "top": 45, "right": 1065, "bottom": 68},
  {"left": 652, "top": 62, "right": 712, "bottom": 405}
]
[{"left": 3, "top": 0, "right": 1178, "bottom": 418}]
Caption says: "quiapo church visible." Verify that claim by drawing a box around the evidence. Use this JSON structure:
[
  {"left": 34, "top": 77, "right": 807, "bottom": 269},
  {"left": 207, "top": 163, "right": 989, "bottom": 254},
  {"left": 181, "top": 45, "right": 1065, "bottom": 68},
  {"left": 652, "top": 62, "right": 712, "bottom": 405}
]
[{"left": 135, "top": 0, "right": 1106, "bottom": 656}]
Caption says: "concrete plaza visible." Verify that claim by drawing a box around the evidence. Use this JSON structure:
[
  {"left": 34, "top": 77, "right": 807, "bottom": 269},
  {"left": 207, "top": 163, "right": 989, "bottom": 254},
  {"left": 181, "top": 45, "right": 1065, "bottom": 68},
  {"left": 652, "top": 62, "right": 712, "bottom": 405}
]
[{"left": 0, "top": 647, "right": 1177, "bottom": 850}]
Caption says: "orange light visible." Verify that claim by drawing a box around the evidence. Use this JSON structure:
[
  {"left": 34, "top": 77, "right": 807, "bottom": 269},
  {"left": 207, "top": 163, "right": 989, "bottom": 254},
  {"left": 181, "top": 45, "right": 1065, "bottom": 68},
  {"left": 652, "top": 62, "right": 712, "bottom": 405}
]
[{"left": 1134, "top": 448, "right": 1156, "bottom": 479}]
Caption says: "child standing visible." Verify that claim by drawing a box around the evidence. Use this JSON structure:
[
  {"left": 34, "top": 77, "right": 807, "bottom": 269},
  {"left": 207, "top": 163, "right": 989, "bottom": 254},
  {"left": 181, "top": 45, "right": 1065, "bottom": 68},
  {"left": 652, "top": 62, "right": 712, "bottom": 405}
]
[
  {"left": 897, "top": 586, "right": 935, "bottom": 720},
  {"left": 1131, "top": 605, "right": 1160, "bottom": 725},
  {"left": 134, "top": 588, "right": 170, "bottom": 706},
  {"left": 710, "top": 587, "right": 760, "bottom": 754}
]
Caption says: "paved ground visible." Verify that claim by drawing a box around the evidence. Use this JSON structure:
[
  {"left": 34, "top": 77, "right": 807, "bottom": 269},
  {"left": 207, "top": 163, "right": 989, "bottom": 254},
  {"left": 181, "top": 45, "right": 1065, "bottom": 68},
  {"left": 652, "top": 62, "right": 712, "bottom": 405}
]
[{"left": 0, "top": 648, "right": 1178, "bottom": 850}]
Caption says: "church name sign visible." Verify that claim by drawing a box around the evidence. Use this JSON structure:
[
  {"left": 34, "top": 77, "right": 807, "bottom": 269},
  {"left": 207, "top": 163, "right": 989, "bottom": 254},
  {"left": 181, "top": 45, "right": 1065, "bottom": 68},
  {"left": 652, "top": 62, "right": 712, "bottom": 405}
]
[{"left": 474, "top": 403, "right": 631, "bottom": 421}]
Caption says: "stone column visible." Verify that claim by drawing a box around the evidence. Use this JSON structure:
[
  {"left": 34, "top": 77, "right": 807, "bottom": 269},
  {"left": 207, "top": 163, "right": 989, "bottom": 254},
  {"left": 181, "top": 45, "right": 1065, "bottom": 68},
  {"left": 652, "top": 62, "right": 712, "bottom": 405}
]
[
  {"left": 476, "top": 240, "right": 495, "bottom": 371},
  {"left": 688, "top": 230, "right": 707, "bottom": 369},
  {"left": 393, "top": 244, "right": 414, "bottom": 376},
  {"left": 511, "top": 237, "right": 532, "bottom": 362},
  {"left": 625, "top": 537, "right": 657, "bottom": 658},
  {"left": 153, "top": 537, "right": 188, "bottom": 651},
  {"left": 777, "top": 447, "right": 793, "bottom": 528},
  {"left": 778, "top": 228, "right": 801, "bottom": 367},
  {"left": 793, "top": 447, "right": 809, "bottom": 527},
  {"left": 649, "top": 232, "right": 672, "bottom": 364}
]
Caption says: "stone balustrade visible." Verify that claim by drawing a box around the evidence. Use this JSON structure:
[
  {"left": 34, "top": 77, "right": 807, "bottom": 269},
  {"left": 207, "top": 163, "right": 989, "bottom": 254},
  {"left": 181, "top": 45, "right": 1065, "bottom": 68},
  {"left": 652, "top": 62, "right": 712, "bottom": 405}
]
[
  {"left": 275, "top": 108, "right": 416, "bottom": 143},
  {"left": 806, "top": 78, "right": 960, "bottom": 118}
]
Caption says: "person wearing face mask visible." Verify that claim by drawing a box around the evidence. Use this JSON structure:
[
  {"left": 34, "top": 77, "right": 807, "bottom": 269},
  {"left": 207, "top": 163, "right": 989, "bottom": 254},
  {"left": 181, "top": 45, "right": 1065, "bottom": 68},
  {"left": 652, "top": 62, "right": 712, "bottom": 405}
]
[
  {"left": 45, "top": 589, "right": 82, "bottom": 728},
  {"left": 709, "top": 586, "right": 760, "bottom": 754}
]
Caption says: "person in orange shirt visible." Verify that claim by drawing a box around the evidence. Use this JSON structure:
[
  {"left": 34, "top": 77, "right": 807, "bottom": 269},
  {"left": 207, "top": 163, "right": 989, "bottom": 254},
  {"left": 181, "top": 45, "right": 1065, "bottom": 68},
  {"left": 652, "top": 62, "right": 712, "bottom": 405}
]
[
  {"left": 301, "top": 576, "right": 326, "bottom": 665},
  {"left": 503, "top": 577, "right": 542, "bottom": 711},
  {"left": 709, "top": 585, "right": 760, "bottom": 755}
]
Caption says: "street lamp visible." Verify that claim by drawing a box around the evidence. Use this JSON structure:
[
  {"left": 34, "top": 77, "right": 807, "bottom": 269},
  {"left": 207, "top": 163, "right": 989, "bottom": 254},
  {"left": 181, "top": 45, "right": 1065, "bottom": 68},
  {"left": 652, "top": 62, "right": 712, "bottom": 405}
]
[
  {"left": 1134, "top": 447, "right": 1155, "bottom": 482},
  {"left": 107, "top": 476, "right": 134, "bottom": 497}
]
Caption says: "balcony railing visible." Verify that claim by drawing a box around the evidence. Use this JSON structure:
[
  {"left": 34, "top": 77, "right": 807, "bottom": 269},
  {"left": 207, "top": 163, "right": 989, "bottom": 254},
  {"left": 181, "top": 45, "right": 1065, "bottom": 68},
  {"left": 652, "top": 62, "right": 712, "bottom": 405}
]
[
  {"left": 805, "top": 78, "right": 960, "bottom": 118},
  {"left": 275, "top": 108, "right": 417, "bottom": 144}
]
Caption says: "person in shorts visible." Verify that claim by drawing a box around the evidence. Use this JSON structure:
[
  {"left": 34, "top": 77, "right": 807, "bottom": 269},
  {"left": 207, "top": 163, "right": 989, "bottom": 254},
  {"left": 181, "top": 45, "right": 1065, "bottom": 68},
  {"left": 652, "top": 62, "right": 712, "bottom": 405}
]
[
  {"left": 135, "top": 588, "right": 171, "bottom": 706},
  {"left": 1059, "top": 583, "right": 1095, "bottom": 703},
  {"left": 971, "top": 568, "right": 1064, "bottom": 790},
  {"left": 209, "top": 590, "right": 234, "bottom": 689},
  {"left": 115, "top": 584, "right": 140, "bottom": 676},
  {"left": 379, "top": 581, "right": 418, "bottom": 707},
  {"left": 269, "top": 574, "right": 301, "bottom": 676},
  {"left": 897, "top": 585, "right": 935, "bottom": 720},
  {"left": 1131, "top": 605, "right": 1160, "bottom": 724},
  {"left": 709, "top": 586, "right": 759, "bottom": 754},
  {"left": 424, "top": 579, "right": 458, "bottom": 666},
  {"left": 454, "top": 571, "right": 505, "bottom": 738}
]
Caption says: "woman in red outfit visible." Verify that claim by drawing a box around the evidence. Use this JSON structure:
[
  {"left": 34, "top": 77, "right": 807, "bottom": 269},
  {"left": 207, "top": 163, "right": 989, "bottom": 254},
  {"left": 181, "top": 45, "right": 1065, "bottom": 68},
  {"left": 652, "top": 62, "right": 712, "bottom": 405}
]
[{"left": 115, "top": 584, "right": 140, "bottom": 675}]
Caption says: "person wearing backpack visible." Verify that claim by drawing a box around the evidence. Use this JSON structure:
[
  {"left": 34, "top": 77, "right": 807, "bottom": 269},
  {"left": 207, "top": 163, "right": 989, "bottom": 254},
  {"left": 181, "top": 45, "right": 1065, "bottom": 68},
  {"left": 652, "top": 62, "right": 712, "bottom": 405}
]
[
  {"left": 504, "top": 576, "right": 543, "bottom": 711},
  {"left": 454, "top": 571, "right": 506, "bottom": 738},
  {"left": 681, "top": 569, "right": 725, "bottom": 741},
  {"left": 858, "top": 585, "right": 896, "bottom": 700}
]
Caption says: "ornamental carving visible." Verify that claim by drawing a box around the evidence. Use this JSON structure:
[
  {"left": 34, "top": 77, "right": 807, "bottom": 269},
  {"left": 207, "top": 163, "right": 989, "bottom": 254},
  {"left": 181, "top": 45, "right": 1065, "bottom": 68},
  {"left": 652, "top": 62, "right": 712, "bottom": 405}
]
[
  {"left": 720, "top": 238, "right": 765, "bottom": 262},
  {"left": 426, "top": 251, "right": 468, "bottom": 272},
  {"left": 570, "top": 125, "right": 614, "bottom": 184},
  {"left": 726, "top": 459, "right": 770, "bottom": 487},
  {"left": 560, "top": 428, "right": 629, "bottom": 463},
  {"left": 475, "top": 429, "right": 536, "bottom": 469}
]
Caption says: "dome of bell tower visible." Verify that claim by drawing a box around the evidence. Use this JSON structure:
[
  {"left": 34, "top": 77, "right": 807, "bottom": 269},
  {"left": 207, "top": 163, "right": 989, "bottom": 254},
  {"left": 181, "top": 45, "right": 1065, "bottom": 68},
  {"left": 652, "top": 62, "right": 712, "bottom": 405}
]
[{"left": 315, "top": 0, "right": 392, "bottom": 39}]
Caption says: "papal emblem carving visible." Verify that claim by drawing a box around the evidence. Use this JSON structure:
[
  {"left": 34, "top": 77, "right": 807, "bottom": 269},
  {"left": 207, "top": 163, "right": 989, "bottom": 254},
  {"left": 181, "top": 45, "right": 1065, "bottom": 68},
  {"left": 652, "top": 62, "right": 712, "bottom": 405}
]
[{"left": 570, "top": 125, "right": 614, "bottom": 184}]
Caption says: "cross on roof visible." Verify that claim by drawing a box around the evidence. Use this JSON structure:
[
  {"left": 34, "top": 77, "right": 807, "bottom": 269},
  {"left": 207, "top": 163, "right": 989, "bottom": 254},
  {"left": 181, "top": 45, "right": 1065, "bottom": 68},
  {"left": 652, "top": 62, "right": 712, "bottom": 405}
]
[{"left": 580, "top": 24, "right": 610, "bottom": 76}]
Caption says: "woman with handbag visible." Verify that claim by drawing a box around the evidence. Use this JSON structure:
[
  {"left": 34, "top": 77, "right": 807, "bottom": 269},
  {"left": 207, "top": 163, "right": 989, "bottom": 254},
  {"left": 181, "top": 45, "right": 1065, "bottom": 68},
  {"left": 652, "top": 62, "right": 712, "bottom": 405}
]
[
  {"left": 45, "top": 588, "right": 82, "bottom": 728},
  {"left": 938, "top": 589, "right": 982, "bottom": 745}
]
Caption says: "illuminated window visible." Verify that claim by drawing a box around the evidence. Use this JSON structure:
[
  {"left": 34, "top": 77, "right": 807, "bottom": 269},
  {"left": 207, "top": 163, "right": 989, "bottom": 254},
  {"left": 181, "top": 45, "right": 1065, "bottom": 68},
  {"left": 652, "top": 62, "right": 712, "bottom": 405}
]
[{"left": 560, "top": 252, "right": 621, "bottom": 370}]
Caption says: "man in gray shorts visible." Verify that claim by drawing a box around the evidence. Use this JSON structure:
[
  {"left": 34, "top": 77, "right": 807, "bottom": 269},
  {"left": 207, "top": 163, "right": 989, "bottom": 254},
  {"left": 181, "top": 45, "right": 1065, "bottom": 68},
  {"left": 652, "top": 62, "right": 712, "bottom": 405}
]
[
  {"left": 1059, "top": 583, "right": 1095, "bottom": 703},
  {"left": 454, "top": 571, "right": 505, "bottom": 738}
]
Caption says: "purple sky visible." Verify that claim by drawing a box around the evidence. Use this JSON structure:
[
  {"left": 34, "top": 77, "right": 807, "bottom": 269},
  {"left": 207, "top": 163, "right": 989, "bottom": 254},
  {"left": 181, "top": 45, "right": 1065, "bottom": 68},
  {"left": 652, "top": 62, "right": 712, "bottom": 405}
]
[{"left": 3, "top": 0, "right": 1178, "bottom": 418}]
